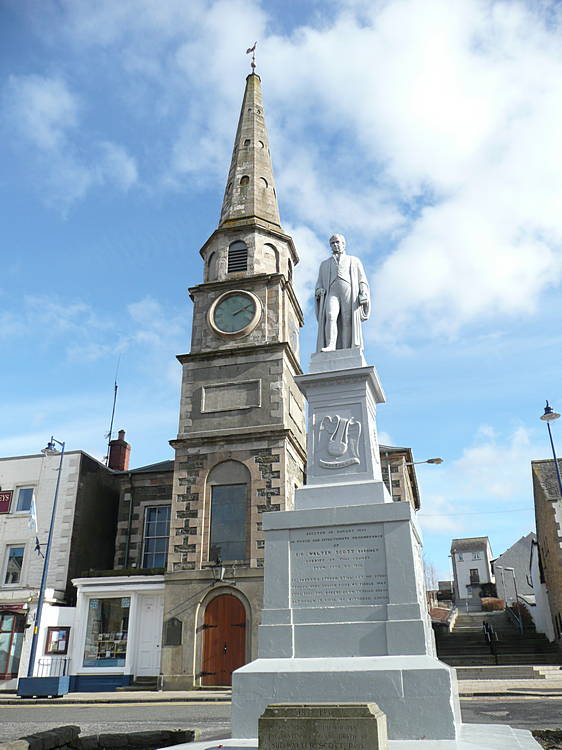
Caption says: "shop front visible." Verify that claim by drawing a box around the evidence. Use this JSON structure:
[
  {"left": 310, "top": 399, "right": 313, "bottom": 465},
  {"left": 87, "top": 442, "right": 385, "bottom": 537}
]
[
  {"left": 71, "top": 575, "right": 164, "bottom": 691},
  {"left": 0, "top": 605, "right": 27, "bottom": 689}
]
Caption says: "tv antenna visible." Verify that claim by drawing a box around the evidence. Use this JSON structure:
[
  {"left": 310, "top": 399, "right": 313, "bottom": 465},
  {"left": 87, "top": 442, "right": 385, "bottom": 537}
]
[{"left": 104, "top": 355, "right": 121, "bottom": 466}]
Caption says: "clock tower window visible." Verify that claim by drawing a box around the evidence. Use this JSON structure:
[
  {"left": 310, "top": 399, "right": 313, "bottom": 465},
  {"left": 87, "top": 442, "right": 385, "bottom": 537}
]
[
  {"left": 227, "top": 240, "right": 248, "bottom": 273},
  {"left": 208, "top": 460, "right": 250, "bottom": 563}
]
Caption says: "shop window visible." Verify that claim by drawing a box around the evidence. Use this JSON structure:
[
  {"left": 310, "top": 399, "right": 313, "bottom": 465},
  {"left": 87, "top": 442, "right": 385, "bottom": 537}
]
[
  {"left": 83, "top": 597, "right": 130, "bottom": 667},
  {"left": 142, "top": 505, "right": 171, "bottom": 569},
  {"left": 4, "top": 546, "right": 24, "bottom": 585},
  {"left": 208, "top": 460, "right": 249, "bottom": 563},
  {"left": 0, "top": 612, "right": 25, "bottom": 678},
  {"left": 15, "top": 488, "right": 33, "bottom": 513},
  {"left": 45, "top": 626, "right": 70, "bottom": 655}
]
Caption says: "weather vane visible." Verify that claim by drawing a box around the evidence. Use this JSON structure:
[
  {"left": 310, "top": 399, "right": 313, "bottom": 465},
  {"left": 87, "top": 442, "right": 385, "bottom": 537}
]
[{"left": 246, "top": 41, "right": 257, "bottom": 71}]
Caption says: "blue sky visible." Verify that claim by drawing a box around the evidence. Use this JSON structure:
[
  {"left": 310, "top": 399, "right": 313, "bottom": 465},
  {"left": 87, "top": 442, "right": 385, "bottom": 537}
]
[{"left": 2, "top": 0, "right": 562, "bottom": 578}]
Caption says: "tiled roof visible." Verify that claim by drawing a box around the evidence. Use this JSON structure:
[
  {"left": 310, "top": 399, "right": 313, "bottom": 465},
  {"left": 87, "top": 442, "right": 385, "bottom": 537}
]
[
  {"left": 116, "top": 459, "right": 174, "bottom": 475},
  {"left": 450, "top": 537, "right": 489, "bottom": 552}
]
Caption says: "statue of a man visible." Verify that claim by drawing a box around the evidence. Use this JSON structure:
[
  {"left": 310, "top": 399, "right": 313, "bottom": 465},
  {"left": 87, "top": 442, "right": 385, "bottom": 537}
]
[{"left": 315, "top": 234, "right": 370, "bottom": 352}]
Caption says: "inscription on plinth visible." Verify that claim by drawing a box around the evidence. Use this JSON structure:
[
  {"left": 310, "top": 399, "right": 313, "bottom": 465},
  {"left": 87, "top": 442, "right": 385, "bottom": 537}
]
[
  {"left": 259, "top": 703, "right": 388, "bottom": 750},
  {"left": 289, "top": 524, "right": 388, "bottom": 607}
]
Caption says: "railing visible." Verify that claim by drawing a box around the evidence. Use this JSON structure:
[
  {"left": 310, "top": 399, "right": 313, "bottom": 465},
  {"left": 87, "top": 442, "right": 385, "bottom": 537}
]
[
  {"left": 482, "top": 621, "right": 498, "bottom": 663},
  {"left": 36, "top": 656, "right": 69, "bottom": 677},
  {"left": 505, "top": 602, "right": 524, "bottom": 634}
]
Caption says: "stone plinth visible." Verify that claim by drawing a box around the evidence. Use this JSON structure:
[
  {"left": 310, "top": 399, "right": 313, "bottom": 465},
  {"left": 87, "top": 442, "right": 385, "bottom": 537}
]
[
  {"left": 259, "top": 703, "right": 388, "bottom": 750},
  {"left": 256, "top": 502, "right": 435, "bottom": 661},
  {"left": 232, "top": 501, "right": 461, "bottom": 742},
  {"left": 295, "top": 351, "right": 390, "bottom": 510}
]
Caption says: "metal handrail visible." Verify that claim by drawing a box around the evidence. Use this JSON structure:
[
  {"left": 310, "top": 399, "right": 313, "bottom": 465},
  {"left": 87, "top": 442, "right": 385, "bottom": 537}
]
[{"left": 505, "top": 603, "right": 524, "bottom": 634}]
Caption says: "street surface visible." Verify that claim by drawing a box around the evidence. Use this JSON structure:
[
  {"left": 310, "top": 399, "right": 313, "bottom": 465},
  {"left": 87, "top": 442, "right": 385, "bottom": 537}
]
[
  {"left": 0, "top": 696, "right": 561, "bottom": 742},
  {"left": 0, "top": 701, "right": 230, "bottom": 743}
]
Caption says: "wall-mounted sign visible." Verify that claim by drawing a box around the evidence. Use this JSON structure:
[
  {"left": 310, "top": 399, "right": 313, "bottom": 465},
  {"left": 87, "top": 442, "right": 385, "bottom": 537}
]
[{"left": 0, "top": 491, "right": 13, "bottom": 514}]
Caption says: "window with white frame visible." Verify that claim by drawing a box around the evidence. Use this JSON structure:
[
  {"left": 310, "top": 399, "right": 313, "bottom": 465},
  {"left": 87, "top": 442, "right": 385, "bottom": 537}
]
[
  {"left": 472, "top": 552, "right": 481, "bottom": 560},
  {"left": 15, "top": 487, "right": 34, "bottom": 513},
  {"left": 4, "top": 546, "right": 25, "bottom": 585},
  {"left": 142, "top": 505, "right": 171, "bottom": 569}
]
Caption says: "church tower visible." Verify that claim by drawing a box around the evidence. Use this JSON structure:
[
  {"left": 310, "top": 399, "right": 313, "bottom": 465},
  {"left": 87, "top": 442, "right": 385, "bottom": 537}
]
[{"left": 161, "top": 73, "right": 306, "bottom": 689}]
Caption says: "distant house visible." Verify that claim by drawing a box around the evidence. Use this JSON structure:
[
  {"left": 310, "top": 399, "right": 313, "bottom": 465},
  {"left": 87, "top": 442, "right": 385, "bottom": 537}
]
[
  {"left": 493, "top": 531, "right": 556, "bottom": 638},
  {"left": 493, "top": 532, "right": 535, "bottom": 603},
  {"left": 450, "top": 537, "right": 494, "bottom": 607},
  {"left": 532, "top": 459, "right": 562, "bottom": 644},
  {"left": 380, "top": 445, "right": 421, "bottom": 510}
]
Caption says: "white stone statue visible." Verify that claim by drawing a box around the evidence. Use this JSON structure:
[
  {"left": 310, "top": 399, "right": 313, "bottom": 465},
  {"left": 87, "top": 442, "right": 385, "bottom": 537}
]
[{"left": 314, "top": 234, "right": 370, "bottom": 352}]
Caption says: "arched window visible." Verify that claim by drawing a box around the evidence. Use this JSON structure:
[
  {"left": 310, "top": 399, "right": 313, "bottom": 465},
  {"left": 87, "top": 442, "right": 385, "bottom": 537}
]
[
  {"left": 208, "top": 460, "right": 250, "bottom": 562},
  {"left": 264, "top": 243, "right": 279, "bottom": 274},
  {"left": 240, "top": 175, "right": 250, "bottom": 186},
  {"left": 207, "top": 251, "right": 217, "bottom": 281},
  {"left": 228, "top": 240, "right": 248, "bottom": 273}
]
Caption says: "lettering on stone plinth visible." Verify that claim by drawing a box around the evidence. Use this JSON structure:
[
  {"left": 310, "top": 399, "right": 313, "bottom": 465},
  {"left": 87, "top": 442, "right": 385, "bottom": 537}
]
[
  {"left": 289, "top": 524, "right": 388, "bottom": 608},
  {"left": 317, "top": 415, "right": 361, "bottom": 469},
  {"left": 259, "top": 702, "right": 388, "bottom": 750}
]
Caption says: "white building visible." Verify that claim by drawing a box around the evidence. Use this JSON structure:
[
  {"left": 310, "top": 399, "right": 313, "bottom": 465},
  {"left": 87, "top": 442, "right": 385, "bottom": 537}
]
[
  {"left": 450, "top": 537, "right": 494, "bottom": 607},
  {"left": 0, "top": 449, "right": 118, "bottom": 690}
]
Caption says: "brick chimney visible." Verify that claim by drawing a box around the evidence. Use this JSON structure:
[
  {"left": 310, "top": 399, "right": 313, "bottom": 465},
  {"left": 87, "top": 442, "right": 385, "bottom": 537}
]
[{"left": 108, "top": 429, "right": 131, "bottom": 471}]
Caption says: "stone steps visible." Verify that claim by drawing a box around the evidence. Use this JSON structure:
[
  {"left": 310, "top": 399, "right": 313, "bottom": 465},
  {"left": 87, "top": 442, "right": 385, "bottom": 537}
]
[{"left": 455, "top": 665, "right": 562, "bottom": 680}]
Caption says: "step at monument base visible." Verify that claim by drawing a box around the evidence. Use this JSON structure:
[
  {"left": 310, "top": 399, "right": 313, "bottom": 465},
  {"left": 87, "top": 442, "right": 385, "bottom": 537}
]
[
  {"left": 178, "top": 723, "right": 542, "bottom": 750},
  {"left": 232, "top": 656, "right": 461, "bottom": 741}
]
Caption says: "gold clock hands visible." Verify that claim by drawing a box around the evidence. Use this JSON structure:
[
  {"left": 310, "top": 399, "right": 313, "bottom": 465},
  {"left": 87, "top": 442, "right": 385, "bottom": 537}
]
[{"left": 232, "top": 303, "right": 253, "bottom": 316}]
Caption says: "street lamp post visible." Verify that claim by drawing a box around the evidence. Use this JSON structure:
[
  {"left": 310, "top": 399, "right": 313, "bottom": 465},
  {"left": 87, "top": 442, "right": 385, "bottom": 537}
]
[
  {"left": 25, "top": 437, "right": 65, "bottom": 678},
  {"left": 540, "top": 401, "right": 562, "bottom": 498}
]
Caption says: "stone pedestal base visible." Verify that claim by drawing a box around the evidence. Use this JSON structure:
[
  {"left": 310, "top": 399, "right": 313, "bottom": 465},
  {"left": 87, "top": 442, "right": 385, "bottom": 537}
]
[
  {"left": 172, "top": 723, "right": 543, "bottom": 750},
  {"left": 232, "top": 656, "right": 460, "bottom": 741}
]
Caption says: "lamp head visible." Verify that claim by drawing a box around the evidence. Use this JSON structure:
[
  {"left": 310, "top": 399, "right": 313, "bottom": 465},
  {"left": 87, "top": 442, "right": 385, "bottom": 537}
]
[
  {"left": 41, "top": 437, "right": 59, "bottom": 455},
  {"left": 541, "top": 400, "right": 561, "bottom": 422},
  {"left": 426, "top": 457, "right": 443, "bottom": 464}
]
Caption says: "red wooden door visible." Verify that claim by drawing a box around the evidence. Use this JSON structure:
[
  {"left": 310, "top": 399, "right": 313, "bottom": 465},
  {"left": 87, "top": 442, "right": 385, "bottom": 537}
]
[{"left": 201, "top": 595, "right": 246, "bottom": 686}]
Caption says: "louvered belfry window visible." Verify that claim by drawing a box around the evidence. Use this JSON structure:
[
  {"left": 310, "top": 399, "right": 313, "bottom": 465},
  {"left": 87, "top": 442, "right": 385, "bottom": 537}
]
[{"left": 228, "top": 241, "right": 248, "bottom": 273}]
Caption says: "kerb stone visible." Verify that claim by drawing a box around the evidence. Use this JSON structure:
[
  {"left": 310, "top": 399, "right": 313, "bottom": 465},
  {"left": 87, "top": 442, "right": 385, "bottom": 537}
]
[{"left": 259, "top": 702, "right": 388, "bottom": 750}]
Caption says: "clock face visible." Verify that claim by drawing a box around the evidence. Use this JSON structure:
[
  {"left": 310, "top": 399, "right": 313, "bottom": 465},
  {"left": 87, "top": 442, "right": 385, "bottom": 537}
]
[{"left": 210, "top": 291, "right": 260, "bottom": 335}]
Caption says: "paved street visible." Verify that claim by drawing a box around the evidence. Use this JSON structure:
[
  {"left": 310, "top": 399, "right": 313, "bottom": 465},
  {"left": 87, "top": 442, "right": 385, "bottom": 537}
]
[
  {"left": 1, "top": 696, "right": 561, "bottom": 742},
  {"left": 0, "top": 701, "right": 231, "bottom": 743}
]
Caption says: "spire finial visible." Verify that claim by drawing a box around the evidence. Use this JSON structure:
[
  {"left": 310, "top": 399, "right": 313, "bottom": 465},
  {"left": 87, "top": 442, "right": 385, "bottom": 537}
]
[{"left": 246, "top": 41, "right": 257, "bottom": 72}]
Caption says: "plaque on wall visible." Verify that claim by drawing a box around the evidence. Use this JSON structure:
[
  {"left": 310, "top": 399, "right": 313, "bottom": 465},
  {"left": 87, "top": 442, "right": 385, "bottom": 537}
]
[{"left": 201, "top": 379, "right": 261, "bottom": 413}]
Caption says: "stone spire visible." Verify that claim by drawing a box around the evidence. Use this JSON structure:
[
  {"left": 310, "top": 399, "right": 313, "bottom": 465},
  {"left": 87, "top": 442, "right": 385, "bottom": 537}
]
[{"left": 219, "top": 73, "right": 281, "bottom": 230}]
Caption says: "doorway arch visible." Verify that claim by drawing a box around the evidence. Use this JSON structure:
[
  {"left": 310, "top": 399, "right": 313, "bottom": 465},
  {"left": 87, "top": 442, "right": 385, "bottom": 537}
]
[{"left": 201, "top": 594, "right": 246, "bottom": 686}]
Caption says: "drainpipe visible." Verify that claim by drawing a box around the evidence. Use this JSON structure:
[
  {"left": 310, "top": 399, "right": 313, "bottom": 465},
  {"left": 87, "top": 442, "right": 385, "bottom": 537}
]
[{"left": 124, "top": 473, "right": 135, "bottom": 569}]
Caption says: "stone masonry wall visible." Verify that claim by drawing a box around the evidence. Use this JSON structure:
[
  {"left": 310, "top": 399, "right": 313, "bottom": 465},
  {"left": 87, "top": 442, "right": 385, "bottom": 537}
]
[
  {"left": 113, "top": 471, "right": 173, "bottom": 570},
  {"left": 533, "top": 459, "right": 562, "bottom": 642}
]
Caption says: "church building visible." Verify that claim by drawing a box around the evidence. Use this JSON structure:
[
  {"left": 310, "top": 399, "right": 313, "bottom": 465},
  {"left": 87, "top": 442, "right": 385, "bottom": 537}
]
[{"left": 160, "top": 72, "right": 307, "bottom": 689}]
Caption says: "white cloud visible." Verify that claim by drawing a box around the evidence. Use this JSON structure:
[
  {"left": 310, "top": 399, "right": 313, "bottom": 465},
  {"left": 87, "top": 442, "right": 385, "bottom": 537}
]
[
  {"left": 6, "top": 74, "right": 79, "bottom": 150},
  {"left": 417, "top": 423, "right": 541, "bottom": 536},
  {"left": 97, "top": 142, "right": 139, "bottom": 190},
  {"left": 4, "top": 74, "right": 138, "bottom": 206},
  {"left": 9, "top": 0, "right": 562, "bottom": 336}
]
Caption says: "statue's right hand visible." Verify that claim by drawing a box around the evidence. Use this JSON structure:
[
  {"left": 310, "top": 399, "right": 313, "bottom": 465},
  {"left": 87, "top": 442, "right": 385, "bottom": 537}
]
[{"left": 315, "top": 288, "right": 325, "bottom": 298}]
